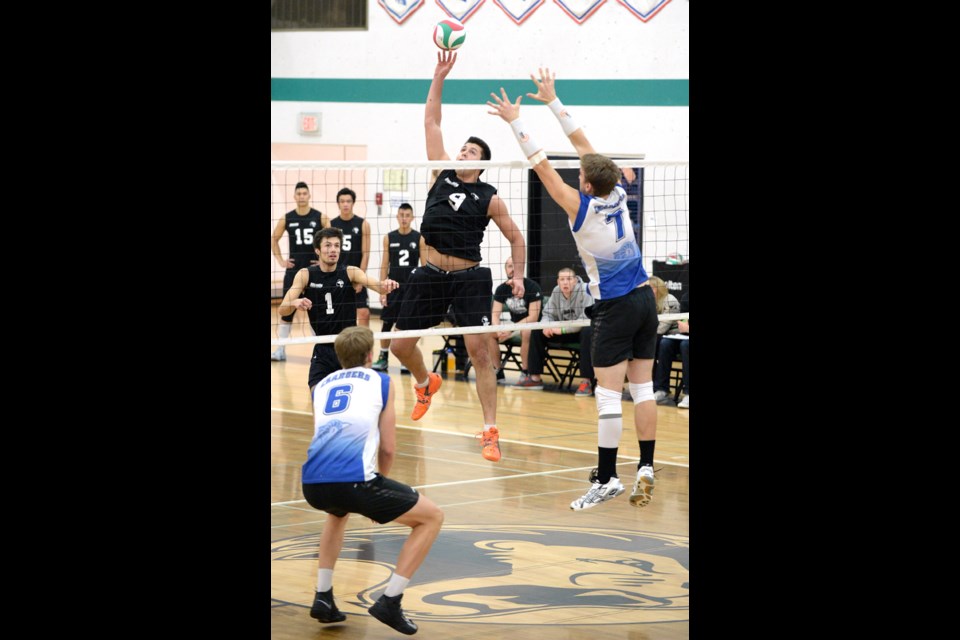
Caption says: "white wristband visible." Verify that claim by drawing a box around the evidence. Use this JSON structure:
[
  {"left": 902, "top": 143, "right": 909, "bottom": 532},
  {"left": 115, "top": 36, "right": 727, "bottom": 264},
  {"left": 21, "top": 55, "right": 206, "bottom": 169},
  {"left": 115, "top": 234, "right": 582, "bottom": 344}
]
[
  {"left": 529, "top": 150, "right": 547, "bottom": 166},
  {"left": 547, "top": 98, "right": 580, "bottom": 137},
  {"left": 510, "top": 118, "right": 541, "bottom": 158}
]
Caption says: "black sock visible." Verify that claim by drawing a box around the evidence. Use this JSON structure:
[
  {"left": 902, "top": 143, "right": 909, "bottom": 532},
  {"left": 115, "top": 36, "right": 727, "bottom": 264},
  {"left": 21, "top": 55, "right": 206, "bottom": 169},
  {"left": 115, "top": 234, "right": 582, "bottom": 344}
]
[
  {"left": 638, "top": 440, "right": 656, "bottom": 469},
  {"left": 596, "top": 447, "right": 619, "bottom": 484}
]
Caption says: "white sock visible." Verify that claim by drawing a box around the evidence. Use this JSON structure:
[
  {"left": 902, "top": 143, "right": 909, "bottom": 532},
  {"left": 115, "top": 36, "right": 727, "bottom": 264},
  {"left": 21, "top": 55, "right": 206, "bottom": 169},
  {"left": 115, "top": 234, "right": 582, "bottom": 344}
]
[
  {"left": 278, "top": 321, "right": 292, "bottom": 339},
  {"left": 483, "top": 424, "right": 497, "bottom": 433},
  {"left": 316, "top": 568, "right": 333, "bottom": 592},
  {"left": 384, "top": 573, "right": 410, "bottom": 597}
]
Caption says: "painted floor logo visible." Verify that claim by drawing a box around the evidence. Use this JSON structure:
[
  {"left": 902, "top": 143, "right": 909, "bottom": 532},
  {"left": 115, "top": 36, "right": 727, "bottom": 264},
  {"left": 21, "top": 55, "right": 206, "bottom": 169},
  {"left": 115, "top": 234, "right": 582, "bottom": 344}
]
[{"left": 272, "top": 524, "right": 688, "bottom": 625}]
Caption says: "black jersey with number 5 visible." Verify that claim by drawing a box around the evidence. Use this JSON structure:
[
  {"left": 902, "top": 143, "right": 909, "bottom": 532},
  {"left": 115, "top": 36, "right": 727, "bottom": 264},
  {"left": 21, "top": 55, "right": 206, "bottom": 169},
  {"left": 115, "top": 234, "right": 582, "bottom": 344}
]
[
  {"left": 421, "top": 169, "right": 497, "bottom": 262},
  {"left": 285, "top": 209, "right": 324, "bottom": 265},
  {"left": 302, "top": 265, "right": 357, "bottom": 337},
  {"left": 329, "top": 215, "right": 365, "bottom": 269},
  {"left": 387, "top": 229, "right": 422, "bottom": 283}
]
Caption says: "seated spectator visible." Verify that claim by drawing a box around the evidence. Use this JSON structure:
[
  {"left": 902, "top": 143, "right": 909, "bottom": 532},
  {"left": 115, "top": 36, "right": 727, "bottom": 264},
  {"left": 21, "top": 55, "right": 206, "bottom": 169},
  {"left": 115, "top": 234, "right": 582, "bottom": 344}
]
[
  {"left": 513, "top": 267, "right": 595, "bottom": 394},
  {"left": 653, "top": 290, "right": 689, "bottom": 407},
  {"left": 622, "top": 276, "right": 680, "bottom": 401},
  {"left": 490, "top": 256, "right": 543, "bottom": 384}
]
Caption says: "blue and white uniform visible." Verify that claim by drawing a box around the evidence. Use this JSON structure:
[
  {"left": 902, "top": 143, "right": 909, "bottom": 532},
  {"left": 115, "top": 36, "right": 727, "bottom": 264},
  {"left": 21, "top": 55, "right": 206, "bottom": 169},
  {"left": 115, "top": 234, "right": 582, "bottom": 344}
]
[
  {"left": 570, "top": 185, "right": 648, "bottom": 300},
  {"left": 303, "top": 367, "right": 391, "bottom": 483}
]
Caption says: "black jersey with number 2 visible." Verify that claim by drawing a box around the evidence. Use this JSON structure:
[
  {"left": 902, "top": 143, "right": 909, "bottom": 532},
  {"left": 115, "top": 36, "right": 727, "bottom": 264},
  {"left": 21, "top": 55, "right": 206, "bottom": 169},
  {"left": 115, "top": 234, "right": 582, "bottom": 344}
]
[{"left": 387, "top": 229, "right": 422, "bottom": 283}]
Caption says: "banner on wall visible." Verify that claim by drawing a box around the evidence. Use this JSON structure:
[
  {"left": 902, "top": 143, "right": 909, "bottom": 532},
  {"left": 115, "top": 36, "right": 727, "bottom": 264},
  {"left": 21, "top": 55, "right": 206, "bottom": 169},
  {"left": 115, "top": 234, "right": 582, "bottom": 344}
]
[
  {"left": 380, "top": 0, "right": 672, "bottom": 24},
  {"left": 379, "top": 0, "right": 425, "bottom": 24},
  {"left": 493, "top": 0, "right": 545, "bottom": 24},
  {"left": 436, "top": 0, "right": 486, "bottom": 22}
]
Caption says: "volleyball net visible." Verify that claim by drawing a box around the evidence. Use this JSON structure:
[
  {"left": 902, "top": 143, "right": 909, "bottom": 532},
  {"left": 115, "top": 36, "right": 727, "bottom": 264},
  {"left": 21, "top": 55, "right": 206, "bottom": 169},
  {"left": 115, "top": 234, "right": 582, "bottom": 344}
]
[{"left": 271, "top": 159, "right": 688, "bottom": 346}]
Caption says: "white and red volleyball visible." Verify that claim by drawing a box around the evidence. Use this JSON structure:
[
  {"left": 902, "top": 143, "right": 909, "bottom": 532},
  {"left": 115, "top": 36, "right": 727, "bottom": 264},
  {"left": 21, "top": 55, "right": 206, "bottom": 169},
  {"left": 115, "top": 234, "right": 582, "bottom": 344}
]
[{"left": 433, "top": 17, "right": 466, "bottom": 51}]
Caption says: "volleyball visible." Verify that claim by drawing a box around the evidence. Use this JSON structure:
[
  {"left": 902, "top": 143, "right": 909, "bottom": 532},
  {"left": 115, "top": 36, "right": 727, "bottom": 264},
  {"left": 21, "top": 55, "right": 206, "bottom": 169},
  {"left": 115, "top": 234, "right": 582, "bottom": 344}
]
[{"left": 433, "top": 18, "right": 466, "bottom": 51}]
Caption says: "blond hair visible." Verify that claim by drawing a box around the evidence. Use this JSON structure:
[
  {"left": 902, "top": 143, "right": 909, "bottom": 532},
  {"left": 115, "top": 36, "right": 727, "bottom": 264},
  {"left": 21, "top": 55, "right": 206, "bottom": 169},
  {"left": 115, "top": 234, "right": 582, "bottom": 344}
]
[
  {"left": 647, "top": 276, "right": 670, "bottom": 313},
  {"left": 334, "top": 326, "right": 374, "bottom": 369}
]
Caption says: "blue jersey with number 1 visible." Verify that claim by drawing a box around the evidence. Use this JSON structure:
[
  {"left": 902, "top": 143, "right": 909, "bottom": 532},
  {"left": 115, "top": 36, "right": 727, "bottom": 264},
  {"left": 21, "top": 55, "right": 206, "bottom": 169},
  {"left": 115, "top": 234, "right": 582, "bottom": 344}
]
[
  {"left": 302, "top": 367, "right": 390, "bottom": 483},
  {"left": 571, "top": 185, "right": 648, "bottom": 300}
]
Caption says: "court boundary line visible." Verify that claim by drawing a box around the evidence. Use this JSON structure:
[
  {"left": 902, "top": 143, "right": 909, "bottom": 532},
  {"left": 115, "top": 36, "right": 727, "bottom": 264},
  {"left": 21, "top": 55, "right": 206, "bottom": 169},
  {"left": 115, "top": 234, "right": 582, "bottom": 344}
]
[{"left": 271, "top": 407, "right": 688, "bottom": 468}]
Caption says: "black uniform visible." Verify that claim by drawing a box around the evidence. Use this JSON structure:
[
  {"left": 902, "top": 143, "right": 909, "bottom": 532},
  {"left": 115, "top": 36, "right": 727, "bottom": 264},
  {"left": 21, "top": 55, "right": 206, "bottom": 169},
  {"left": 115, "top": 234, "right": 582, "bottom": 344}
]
[
  {"left": 281, "top": 208, "right": 324, "bottom": 321},
  {"left": 397, "top": 170, "right": 498, "bottom": 330},
  {"left": 493, "top": 277, "right": 543, "bottom": 323},
  {"left": 302, "top": 265, "right": 357, "bottom": 388},
  {"left": 329, "top": 215, "right": 369, "bottom": 309},
  {"left": 381, "top": 229, "right": 422, "bottom": 325}
]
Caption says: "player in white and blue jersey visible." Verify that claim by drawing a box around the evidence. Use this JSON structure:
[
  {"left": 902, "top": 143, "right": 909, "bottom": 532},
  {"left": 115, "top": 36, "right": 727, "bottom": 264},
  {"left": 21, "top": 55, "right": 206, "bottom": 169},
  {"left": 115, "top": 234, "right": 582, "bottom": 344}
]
[
  {"left": 488, "top": 68, "right": 660, "bottom": 513},
  {"left": 301, "top": 326, "right": 443, "bottom": 635}
]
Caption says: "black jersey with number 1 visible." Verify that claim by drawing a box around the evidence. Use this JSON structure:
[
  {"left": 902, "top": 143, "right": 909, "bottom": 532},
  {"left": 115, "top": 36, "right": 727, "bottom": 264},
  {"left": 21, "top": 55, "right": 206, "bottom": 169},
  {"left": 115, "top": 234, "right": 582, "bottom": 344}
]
[{"left": 302, "top": 265, "right": 357, "bottom": 337}]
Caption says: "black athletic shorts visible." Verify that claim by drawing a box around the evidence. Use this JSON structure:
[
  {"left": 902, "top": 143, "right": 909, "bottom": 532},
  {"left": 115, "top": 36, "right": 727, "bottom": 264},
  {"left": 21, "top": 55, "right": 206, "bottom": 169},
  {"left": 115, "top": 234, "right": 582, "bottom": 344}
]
[
  {"left": 395, "top": 264, "right": 493, "bottom": 330},
  {"left": 355, "top": 286, "right": 369, "bottom": 310},
  {"left": 588, "top": 284, "right": 659, "bottom": 367},
  {"left": 379, "top": 286, "right": 406, "bottom": 325},
  {"left": 302, "top": 473, "right": 420, "bottom": 524},
  {"left": 308, "top": 344, "right": 342, "bottom": 389}
]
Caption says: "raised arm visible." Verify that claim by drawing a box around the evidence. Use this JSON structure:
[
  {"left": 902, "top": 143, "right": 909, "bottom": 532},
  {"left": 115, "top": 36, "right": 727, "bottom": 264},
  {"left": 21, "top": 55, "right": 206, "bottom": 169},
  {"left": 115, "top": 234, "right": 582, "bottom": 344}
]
[
  {"left": 418, "top": 236, "right": 428, "bottom": 266},
  {"left": 359, "top": 219, "right": 371, "bottom": 273},
  {"left": 424, "top": 51, "right": 457, "bottom": 162},
  {"left": 487, "top": 88, "right": 581, "bottom": 222},
  {"left": 526, "top": 68, "right": 596, "bottom": 157}
]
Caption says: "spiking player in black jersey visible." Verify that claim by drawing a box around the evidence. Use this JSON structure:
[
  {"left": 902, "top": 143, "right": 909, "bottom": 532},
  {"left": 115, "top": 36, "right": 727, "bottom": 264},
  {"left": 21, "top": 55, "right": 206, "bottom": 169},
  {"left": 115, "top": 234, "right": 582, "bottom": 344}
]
[
  {"left": 389, "top": 51, "right": 527, "bottom": 463},
  {"left": 278, "top": 227, "right": 398, "bottom": 391},
  {"left": 272, "top": 181, "right": 329, "bottom": 361}
]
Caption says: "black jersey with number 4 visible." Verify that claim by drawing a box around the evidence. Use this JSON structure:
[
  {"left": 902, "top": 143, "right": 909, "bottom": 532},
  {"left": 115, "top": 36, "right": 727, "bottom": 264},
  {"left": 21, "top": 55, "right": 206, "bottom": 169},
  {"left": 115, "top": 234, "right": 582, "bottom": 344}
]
[
  {"left": 285, "top": 209, "right": 324, "bottom": 263},
  {"left": 301, "top": 265, "right": 357, "bottom": 337},
  {"left": 421, "top": 169, "right": 497, "bottom": 262},
  {"left": 329, "top": 215, "right": 366, "bottom": 269},
  {"left": 387, "top": 229, "right": 422, "bottom": 283}
]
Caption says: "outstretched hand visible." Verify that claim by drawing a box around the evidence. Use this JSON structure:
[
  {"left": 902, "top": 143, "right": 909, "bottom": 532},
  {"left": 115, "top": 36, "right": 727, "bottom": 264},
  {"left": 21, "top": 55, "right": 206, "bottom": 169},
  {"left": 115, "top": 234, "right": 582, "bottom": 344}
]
[
  {"left": 434, "top": 50, "right": 457, "bottom": 78},
  {"left": 526, "top": 67, "right": 557, "bottom": 104},
  {"left": 486, "top": 87, "right": 522, "bottom": 123}
]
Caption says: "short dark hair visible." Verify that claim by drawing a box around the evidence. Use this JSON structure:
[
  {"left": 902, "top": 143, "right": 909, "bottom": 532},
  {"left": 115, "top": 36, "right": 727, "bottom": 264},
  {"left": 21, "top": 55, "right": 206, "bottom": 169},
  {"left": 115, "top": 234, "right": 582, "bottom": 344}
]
[
  {"left": 398, "top": 202, "right": 413, "bottom": 213},
  {"left": 580, "top": 154, "right": 621, "bottom": 197},
  {"left": 295, "top": 181, "right": 309, "bottom": 191},
  {"left": 314, "top": 226, "right": 343, "bottom": 249},
  {"left": 336, "top": 187, "right": 357, "bottom": 203},
  {"left": 466, "top": 137, "right": 490, "bottom": 177}
]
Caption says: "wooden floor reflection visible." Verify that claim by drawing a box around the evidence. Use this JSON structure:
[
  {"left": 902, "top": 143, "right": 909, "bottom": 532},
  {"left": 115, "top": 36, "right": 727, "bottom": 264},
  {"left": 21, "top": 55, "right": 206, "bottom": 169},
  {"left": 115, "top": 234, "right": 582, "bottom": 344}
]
[{"left": 271, "top": 312, "right": 689, "bottom": 639}]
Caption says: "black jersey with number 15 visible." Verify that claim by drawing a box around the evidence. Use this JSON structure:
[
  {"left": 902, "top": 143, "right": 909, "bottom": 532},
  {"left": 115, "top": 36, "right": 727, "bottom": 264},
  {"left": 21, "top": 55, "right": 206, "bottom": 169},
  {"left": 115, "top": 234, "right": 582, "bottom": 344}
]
[{"left": 421, "top": 169, "right": 497, "bottom": 262}]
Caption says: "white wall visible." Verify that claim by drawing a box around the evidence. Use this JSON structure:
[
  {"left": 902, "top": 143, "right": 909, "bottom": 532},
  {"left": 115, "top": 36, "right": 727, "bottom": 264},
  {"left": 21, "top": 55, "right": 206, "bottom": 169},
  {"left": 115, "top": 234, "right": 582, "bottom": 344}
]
[{"left": 271, "top": 0, "right": 689, "bottom": 162}]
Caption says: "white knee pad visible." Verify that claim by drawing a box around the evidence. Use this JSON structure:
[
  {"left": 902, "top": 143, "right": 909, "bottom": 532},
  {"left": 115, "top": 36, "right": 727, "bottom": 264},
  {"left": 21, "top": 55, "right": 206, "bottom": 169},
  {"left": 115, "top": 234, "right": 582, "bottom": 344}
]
[
  {"left": 630, "top": 381, "right": 654, "bottom": 404},
  {"left": 594, "top": 386, "right": 623, "bottom": 448},
  {"left": 595, "top": 386, "right": 623, "bottom": 416}
]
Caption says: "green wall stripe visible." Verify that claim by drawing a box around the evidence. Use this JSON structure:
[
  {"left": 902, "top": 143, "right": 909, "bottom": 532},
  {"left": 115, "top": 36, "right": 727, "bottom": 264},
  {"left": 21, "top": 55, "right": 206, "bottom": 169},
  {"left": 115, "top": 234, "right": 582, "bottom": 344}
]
[{"left": 271, "top": 78, "right": 688, "bottom": 107}]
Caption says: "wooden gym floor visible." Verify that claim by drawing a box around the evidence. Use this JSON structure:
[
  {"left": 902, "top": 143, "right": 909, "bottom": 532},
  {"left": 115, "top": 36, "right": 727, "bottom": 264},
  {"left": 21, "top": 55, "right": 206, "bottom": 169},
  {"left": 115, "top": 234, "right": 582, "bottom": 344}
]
[{"left": 271, "top": 308, "right": 689, "bottom": 639}]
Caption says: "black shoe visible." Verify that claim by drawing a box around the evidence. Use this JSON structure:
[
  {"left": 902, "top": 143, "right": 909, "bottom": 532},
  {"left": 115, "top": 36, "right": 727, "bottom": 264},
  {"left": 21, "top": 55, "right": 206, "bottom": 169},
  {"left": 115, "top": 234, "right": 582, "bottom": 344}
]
[
  {"left": 496, "top": 368, "right": 505, "bottom": 382},
  {"left": 369, "top": 593, "right": 418, "bottom": 635},
  {"left": 310, "top": 588, "right": 346, "bottom": 623}
]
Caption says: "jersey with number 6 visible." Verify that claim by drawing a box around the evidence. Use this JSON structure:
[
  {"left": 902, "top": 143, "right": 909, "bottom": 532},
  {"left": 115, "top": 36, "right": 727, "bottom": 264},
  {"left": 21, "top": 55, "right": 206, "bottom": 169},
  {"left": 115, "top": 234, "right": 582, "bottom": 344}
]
[
  {"left": 301, "top": 265, "right": 357, "bottom": 337},
  {"left": 284, "top": 209, "right": 324, "bottom": 266},
  {"left": 387, "top": 229, "right": 422, "bottom": 283},
  {"left": 421, "top": 169, "right": 497, "bottom": 262},
  {"left": 303, "top": 366, "right": 390, "bottom": 482},
  {"left": 571, "top": 185, "right": 648, "bottom": 300}
]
